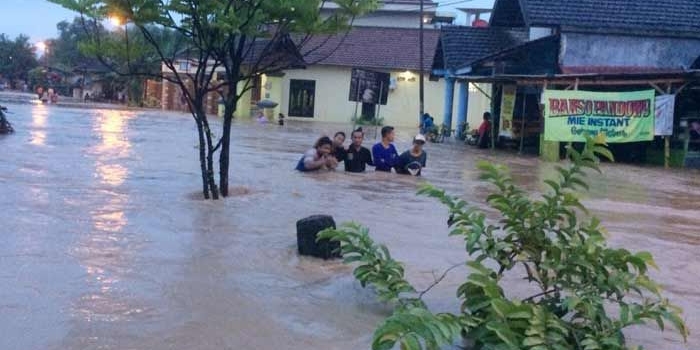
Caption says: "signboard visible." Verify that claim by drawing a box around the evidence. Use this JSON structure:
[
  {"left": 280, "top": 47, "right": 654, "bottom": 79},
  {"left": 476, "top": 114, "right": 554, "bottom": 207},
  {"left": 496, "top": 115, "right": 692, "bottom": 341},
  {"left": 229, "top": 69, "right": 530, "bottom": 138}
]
[
  {"left": 543, "top": 89, "right": 655, "bottom": 143},
  {"left": 499, "top": 85, "right": 516, "bottom": 138},
  {"left": 349, "top": 68, "right": 390, "bottom": 105},
  {"left": 654, "top": 94, "right": 675, "bottom": 136}
]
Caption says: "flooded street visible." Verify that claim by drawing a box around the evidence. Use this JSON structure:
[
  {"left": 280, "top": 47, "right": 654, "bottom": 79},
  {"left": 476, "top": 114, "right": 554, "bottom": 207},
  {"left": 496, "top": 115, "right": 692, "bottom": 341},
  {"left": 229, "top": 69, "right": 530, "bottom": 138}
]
[{"left": 1, "top": 102, "right": 699, "bottom": 350}]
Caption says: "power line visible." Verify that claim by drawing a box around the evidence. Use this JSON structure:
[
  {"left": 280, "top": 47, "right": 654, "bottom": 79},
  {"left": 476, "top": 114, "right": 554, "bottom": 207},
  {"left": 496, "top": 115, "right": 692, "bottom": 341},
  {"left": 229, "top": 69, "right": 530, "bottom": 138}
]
[{"left": 385, "top": 0, "right": 479, "bottom": 13}]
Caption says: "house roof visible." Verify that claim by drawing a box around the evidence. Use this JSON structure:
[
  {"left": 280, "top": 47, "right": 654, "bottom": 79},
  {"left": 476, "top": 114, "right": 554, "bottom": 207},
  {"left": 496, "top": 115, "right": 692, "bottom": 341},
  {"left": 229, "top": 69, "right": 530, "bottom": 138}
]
[
  {"left": 490, "top": 0, "right": 700, "bottom": 38},
  {"left": 432, "top": 26, "right": 527, "bottom": 72},
  {"left": 300, "top": 26, "right": 440, "bottom": 71}
]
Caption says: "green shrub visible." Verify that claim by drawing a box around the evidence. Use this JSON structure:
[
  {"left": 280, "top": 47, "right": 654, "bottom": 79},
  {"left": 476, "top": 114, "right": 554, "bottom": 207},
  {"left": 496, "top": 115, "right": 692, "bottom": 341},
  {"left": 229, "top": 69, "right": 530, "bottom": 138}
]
[{"left": 318, "top": 137, "right": 688, "bottom": 350}]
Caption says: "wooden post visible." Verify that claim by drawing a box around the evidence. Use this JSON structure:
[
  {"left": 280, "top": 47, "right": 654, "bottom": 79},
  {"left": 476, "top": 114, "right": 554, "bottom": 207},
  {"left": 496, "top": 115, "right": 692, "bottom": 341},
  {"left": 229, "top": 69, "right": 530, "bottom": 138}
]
[
  {"left": 664, "top": 136, "right": 671, "bottom": 169},
  {"left": 352, "top": 82, "right": 361, "bottom": 130},
  {"left": 376, "top": 81, "right": 384, "bottom": 123},
  {"left": 664, "top": 84, "right": 672, "bottom": 169},
  {"left": 519, "top": 87, "right": 527, "bottom": 154}
]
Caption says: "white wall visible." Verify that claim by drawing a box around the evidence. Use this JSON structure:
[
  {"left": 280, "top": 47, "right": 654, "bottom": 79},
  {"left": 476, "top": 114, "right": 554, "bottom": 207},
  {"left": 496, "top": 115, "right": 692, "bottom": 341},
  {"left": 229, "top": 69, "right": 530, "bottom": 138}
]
[{"left": 269, "top": 65, "right": 491, "bottom": 130}]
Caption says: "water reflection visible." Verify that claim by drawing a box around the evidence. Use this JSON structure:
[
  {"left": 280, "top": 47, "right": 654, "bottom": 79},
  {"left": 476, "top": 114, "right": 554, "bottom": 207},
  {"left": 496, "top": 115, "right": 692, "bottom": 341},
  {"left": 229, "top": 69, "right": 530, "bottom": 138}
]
[
  {"left": 75, "top": 109, "right": 135, "bottom": 323},
  {"left": 30, "top": 103, "right": 48, "bottom": 146}
]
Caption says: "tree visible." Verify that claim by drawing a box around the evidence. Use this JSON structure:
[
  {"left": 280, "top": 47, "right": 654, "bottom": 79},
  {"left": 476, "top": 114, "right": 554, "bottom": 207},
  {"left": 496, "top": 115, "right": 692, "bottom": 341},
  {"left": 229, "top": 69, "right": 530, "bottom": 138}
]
[
  {"left": 49, "top": 0, "right": 378, "bottom": 199},
  {"left": 319, "top": 138, "right": 688, "bottom": 350},
  {"left": 0, "top": 34, "right": 38, "bottom": 88}
]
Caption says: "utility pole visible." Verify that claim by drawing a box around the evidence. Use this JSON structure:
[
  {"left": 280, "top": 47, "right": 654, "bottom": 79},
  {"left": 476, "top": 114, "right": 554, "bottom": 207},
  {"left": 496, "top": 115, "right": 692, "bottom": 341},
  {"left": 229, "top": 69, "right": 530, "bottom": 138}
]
[{"left": 419, "top": 0, "right": 425, "bottom": 124}]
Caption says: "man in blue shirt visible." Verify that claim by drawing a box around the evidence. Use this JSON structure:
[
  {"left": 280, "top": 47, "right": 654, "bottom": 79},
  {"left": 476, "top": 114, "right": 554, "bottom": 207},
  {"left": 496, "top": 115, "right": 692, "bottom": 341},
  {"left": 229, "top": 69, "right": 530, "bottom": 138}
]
[{"left": 372, "top": 126, "right": 399, "bottom": 172}]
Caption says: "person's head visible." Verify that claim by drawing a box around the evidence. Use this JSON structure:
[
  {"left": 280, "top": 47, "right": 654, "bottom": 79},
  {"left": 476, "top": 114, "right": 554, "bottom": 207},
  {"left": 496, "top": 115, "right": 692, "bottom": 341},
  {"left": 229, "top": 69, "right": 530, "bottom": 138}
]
[
  {"left": 413, "top": 134, "right": 426, "bottom": 151},
  {"left": 381, "top": 126, "right": 395, "bottom": 142},
  {"left": 314, "top": 136, "right": 333, "bottom": 155},
  {"left": 351, "top": 128, "right": 364, "bottom": 147},
  {"left": 333, "top": 131, "right": 346, "bottom": 146},
  {"left": 483, "top": 111, "right": 491, "bottom": 121},
  {"left": 691, "top": 121, "right": 700, "bottom": 131}
]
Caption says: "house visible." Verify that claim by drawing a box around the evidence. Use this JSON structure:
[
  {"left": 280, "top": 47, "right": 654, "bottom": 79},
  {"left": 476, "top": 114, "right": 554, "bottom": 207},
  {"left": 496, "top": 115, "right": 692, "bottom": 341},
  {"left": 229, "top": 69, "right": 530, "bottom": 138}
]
[
  {"left": 440, "top": 0, "right": 700, "bottom": 165},
  {"left": 157, "top": 1, "right": 484, "bottom": 129},
  {"left": 258, "top": 26, "right": 492, "bottom": 128},
  {"left": 321, "top": 0, "right": 452, "bottom": 29},
  {"left": 431, "top": 25, "right": 527, "bottom": 136}
]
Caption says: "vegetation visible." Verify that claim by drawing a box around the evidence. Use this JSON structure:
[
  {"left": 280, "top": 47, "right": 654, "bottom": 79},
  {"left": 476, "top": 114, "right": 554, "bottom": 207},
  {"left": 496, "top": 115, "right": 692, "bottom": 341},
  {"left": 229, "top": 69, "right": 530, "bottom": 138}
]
[
  {"left": 0, "top": 34, "right": 38, "bottom": 88},
  {"left": 319, "top": 137, "right": 688, "bottom": 350},
  {"left": 352, "top": 115, "right": 384, "bottom": 126},
  {"left": 50, "top": 0, "right": 378, "bottom": 199}
]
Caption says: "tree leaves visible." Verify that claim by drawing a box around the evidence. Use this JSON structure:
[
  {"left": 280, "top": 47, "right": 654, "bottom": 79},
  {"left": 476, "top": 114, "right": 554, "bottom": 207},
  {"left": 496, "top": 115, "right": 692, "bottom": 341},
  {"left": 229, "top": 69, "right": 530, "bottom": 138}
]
[{"left": 324, "top": 137, "right": 687, "bottom": 350}]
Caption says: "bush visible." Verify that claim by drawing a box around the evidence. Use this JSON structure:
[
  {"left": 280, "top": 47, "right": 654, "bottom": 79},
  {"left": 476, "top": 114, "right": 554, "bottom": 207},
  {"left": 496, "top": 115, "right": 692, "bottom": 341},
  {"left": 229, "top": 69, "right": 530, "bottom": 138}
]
[{"left": 318, "top": 137, "right": 688, "bottom": 350}]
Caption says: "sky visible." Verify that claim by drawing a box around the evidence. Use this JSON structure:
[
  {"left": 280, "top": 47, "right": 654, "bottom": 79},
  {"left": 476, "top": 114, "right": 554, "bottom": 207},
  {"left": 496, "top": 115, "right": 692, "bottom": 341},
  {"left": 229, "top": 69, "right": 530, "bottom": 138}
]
[{"left": 0, "top": 0, "right": 495, "bottom": 43}]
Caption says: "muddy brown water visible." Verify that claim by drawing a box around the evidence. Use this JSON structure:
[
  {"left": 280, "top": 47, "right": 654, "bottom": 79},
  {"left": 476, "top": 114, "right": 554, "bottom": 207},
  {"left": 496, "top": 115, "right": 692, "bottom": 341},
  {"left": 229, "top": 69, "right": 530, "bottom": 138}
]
[{"left": 0, "top": 102, "right": 698, "bottom": 349}]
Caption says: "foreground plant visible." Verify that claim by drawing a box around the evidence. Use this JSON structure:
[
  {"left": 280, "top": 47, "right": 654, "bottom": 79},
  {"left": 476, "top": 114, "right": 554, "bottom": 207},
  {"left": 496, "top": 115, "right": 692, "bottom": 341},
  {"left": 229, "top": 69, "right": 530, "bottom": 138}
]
[{"left": 318, "top": 138, "right": 688, "bottom": 350}]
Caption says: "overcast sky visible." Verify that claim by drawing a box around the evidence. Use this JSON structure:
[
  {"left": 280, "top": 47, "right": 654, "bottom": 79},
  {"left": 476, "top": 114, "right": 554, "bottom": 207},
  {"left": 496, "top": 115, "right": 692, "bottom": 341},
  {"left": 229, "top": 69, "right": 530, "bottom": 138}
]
[{"left": 0, "top": 0, "right": 495, "bottom": 43}]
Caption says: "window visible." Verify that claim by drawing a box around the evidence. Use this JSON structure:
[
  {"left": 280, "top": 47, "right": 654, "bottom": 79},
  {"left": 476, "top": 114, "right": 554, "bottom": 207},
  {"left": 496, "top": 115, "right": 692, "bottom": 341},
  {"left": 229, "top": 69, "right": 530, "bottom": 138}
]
[
  {"left": 178, "top": 61, "right": 189, "bottom": 71},
  {"left": 288, "top": 79, "right": 315, "bottom": 118}
]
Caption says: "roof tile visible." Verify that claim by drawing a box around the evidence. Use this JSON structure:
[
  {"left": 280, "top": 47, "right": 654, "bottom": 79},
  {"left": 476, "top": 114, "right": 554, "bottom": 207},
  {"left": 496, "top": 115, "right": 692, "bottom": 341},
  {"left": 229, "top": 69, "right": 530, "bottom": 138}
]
[
  {"left": 492, "top": 0, "right": 700, "bottom": 38},
  {"left": 300, "top": 26, "right": 440, "bottom": 71}
]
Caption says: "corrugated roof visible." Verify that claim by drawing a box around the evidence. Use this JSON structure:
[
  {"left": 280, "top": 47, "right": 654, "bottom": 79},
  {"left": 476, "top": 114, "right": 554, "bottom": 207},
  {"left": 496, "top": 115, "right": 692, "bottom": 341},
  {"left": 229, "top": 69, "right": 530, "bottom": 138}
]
[
  {"left": 491, "top": 0, "right": 700, "bottom": 38},
  {"left": 300, "top": 26, "right": 440, "bottom": 71}
]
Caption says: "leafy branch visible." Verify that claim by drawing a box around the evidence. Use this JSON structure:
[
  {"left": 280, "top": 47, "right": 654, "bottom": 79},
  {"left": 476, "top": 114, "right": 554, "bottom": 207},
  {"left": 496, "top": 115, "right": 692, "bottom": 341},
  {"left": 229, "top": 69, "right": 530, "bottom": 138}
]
[{"left": 324, "top": 136, "right": 688, "bottom": 350}]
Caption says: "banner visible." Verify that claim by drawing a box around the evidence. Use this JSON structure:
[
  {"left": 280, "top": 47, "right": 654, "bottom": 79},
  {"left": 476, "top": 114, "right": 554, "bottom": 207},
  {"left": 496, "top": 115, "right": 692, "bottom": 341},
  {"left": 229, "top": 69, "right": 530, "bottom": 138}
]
[
  {"left": 349, "top": 68, "right": 390, "bottom": 105},
  {"left": 654, "top": 94, "right": 675, "bottom": 136},
  {"left": 499, "top": 85, "right": 516, "bottom": 138},
  {"left": 543, "top": 89, "right": 655, "bottom": 143}
]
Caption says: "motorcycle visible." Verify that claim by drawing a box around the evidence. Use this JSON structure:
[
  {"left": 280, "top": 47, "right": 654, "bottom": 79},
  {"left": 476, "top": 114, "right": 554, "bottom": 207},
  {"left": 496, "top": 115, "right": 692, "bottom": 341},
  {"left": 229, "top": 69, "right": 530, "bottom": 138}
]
[{"left": 0, "top": 105, "right": 14, "bottom": 134}]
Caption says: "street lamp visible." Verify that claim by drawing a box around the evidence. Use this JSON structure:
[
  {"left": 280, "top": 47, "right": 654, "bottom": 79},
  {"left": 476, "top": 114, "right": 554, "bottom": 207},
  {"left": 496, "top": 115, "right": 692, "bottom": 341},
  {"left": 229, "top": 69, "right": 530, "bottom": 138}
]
[
  {"left": 35, "top": 41, "right": 48, "bottom": 65},
  {"left": 109, "top": 16, "right": 123, "bottom": 26},
  {"left": 418, "top": 0, "right": 425, "bottom": 124}
]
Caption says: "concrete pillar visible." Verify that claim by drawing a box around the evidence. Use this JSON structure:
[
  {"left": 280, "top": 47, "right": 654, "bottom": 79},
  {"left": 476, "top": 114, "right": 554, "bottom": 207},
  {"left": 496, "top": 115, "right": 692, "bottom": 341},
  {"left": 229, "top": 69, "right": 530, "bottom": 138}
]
[
  {"left": 540, "top": 135, "right": 560, "bottom": 162},
  {"left": 456, "top": 80, "right": 469, "bottom": 139},
  {"left": 442, "top": 77, "right": 455, "bottom": 130}
]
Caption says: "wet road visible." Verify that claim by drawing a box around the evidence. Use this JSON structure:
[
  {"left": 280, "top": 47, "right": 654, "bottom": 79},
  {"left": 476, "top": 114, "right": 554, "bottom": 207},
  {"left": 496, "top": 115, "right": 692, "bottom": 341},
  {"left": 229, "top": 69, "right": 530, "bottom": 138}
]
[{"left": 0, "top": 102, "right": 699, "bottom": 349}]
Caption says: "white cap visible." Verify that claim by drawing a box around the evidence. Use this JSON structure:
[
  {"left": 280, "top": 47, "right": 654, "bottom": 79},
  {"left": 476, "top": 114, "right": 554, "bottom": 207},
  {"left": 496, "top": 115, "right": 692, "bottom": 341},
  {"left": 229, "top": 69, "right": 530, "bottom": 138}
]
[{"left": 414, "top": 134, "right": 427, "bottom": 143}]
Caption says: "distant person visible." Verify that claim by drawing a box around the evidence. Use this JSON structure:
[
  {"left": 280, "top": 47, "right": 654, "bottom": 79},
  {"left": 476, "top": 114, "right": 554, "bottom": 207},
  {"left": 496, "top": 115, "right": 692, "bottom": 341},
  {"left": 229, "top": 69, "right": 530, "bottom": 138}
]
[
  {"left": 372, "top": 126, "right": 399, "bottom": 172},
  {"left": 332, "top": 131, "right": 347, "bottom": 163},
  {"left": 256, "top": 111, "right": 268, "bottom": 124},
  {"left": 420, "top": 113, "right": 436, "bottom": 134},
  {"left": 690, "top": 121, "right": 700, "bottom": 151},
  {"left": 477, "top": 112, "right": 492, "bottom": 149},
  {"left": 295, "top": 136, "right": 338, "bottom": 172},
  {"left": 344, "top": 128, "right": 373, "bottom": 173},
  {"left": 278, "top": 113, "right": 285, "bottom": 126},
  {"left": 395, "top": 134, "right": 427, "bottom": 176}
]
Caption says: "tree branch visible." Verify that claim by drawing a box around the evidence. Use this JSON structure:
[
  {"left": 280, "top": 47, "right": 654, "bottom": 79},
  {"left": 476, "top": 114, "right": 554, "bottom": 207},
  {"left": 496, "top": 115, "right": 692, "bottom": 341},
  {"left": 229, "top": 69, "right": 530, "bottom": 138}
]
[{"left": 418, "top": 262, "right": 464, "bottom": 299}]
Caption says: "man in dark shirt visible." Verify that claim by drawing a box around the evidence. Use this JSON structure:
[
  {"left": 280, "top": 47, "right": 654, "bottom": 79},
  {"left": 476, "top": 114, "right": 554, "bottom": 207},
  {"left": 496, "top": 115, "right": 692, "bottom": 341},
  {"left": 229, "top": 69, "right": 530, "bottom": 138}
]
[
  {"left": 344, "top": 128, "right": 373, "bottom": 172},
  {"left": 395, "top": 134, "right": 427, "bottom": 176}
]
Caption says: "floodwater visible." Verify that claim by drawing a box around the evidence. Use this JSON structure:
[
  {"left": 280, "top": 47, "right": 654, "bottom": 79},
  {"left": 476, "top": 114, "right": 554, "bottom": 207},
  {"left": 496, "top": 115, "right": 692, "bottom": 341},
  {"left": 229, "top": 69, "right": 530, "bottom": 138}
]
[{"left": 1, "top": 101, "right": 699, "bottom": 350}]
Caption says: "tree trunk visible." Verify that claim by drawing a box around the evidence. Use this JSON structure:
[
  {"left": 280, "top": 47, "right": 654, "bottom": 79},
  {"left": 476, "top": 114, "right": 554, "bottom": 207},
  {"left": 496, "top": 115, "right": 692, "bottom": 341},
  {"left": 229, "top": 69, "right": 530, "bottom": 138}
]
[
  {"left": 195, "top": 117, "right": 210, "bottom": 199},
  {"left": 198, "top": 106, "right": 219, "bottom": 200},
  {"left": 219, "top": 104, "right": 233, "bottom": 197}
]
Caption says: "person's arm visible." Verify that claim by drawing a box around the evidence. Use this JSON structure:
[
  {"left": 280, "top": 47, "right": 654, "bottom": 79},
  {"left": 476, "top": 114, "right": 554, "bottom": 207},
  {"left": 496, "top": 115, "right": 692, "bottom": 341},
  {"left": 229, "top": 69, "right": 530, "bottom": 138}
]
[
  {"left": 371, "top": 144, "right": 381, "bottom": 166},
  {"left": 394, "top": 151, "right": 408, "bottom": 174},
  {"left": 365, "top": 148, "right": 374, "bottom": 166},
  {"left": 390, "top": 145, "right": 400, "bottom": 166},
  {"left": 303, "top": 150, "right": 325, "bottom": 170},
  {"left": 421, "top": 151, "right": 427, "bottom": 167}
]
